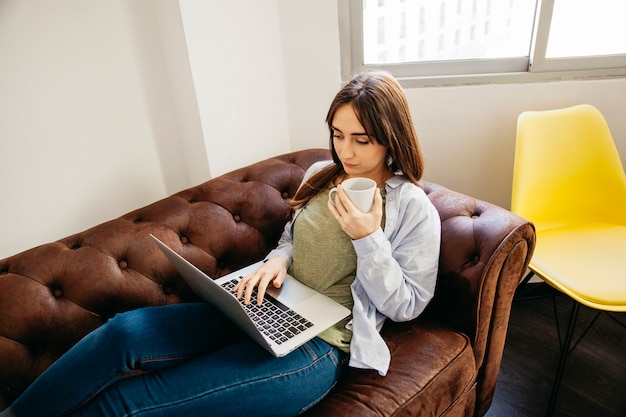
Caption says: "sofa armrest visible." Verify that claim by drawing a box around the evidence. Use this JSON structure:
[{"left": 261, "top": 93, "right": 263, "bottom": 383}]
[{"left": 422, "top": 182, "right": 535, "bottom": 415}]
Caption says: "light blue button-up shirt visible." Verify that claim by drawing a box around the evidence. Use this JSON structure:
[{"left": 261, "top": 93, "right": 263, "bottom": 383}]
[{"left": 267, "top": 161, "right": 441, "bottom": 376}]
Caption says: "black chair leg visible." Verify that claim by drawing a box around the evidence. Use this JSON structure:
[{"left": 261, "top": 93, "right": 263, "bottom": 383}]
[{"left": 546, "top": 300, "right": 580, "bottom": 417}]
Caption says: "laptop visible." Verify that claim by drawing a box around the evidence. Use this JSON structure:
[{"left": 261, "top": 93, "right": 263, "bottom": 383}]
[{"left": 150, "top": 234, "right": 351, "bottom": 357}]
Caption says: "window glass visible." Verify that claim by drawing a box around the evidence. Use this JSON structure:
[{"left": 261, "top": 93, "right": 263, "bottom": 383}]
[
  {"left": 547, "top": 0, "right": 626, "bottom": 58},
  {"left": 362, "top": 0, "right": 537, "bottom": 64},
  {"left": 346, "top": 0, "right": 626, "bottom": 83}
]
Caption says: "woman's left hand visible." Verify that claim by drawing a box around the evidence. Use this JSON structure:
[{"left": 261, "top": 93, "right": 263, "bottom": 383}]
[{"left": 328, "top": 184, "right": 383, "bottom": 240}]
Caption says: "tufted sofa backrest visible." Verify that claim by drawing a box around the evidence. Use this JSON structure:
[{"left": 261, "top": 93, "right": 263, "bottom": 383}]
[{"left": 0, "top": 148, "right": 534, "bottom": 414}]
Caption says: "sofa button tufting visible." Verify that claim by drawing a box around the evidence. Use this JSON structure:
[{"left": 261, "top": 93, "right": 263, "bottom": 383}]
[
  {"left": 119, "top": 260, "right": 128, "bottom": 269},
  {"left": 163, "top": 286, "right": 174, "bottom": 295},
  {"left": 180, "top": 236, "right": 189, "bottom": 244},
  {"left": 233, "top": 215, "right": 241, "bottom": 222},
  {"left": 282, "top": 192, "right": 289, "bottom": 199},
  {"left": 52, "top": 288, "right": 63, "bottom": 298}
]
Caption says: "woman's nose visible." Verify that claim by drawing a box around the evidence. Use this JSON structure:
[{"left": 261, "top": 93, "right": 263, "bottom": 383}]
[{"left": 340, "top": 141, "right": 355, "bottom": 158}]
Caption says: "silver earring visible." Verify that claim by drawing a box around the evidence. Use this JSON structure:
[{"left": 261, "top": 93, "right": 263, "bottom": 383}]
[{"left": 386, "top": 153, "right": 394, "bottom": 169}]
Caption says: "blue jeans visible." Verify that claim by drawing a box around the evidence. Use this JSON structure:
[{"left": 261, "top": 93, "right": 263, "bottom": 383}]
[{"left": 3, "top": 303, "right": 348, "bottom": 417}]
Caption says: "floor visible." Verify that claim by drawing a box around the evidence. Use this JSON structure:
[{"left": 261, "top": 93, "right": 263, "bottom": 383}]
[{"left": 484, "top": 284, "right": 626, "bottom": 417}]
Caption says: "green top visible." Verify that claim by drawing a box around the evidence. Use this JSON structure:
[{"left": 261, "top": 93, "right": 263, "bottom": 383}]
[{"left": 289, "top": 183, "right": 386, "bottom": 352}]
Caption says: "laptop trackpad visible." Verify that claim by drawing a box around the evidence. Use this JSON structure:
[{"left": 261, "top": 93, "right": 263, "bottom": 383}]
[{"left": 267, "top": 275, "right": 316, "bottom": 306}]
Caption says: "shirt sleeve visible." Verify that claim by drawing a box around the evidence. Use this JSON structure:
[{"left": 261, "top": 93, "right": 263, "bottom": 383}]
[
  {"left": 351, "top": 183, "right": 441, "bottom": 322},
  {"left": 265, "top": 219, "right": 295, "bottom": 266}
]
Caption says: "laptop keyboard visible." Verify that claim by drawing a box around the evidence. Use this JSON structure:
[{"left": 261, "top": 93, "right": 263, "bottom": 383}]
[{"left": 221, "top": 278, "right": 314, "bottom": 345}]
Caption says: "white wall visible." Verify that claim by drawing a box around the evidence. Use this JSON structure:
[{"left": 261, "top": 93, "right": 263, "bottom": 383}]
[
  {"left": 1, "top": 0, "right": 625, "bottom": 259},
  {"left": 178, "top": 0, "right": 291, "bottom": 177},
  {"left": 0, "top": 0, "right": 291, "bottom": 258},
  {"left": 0, "top": 0, "right": 168, "bottom": 258},
  {"left": 277, "top": 0, "right": 343, "bottom": 148}
]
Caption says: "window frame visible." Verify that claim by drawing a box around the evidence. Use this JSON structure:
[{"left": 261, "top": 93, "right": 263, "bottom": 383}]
[{"left": 339, "top": 0, "right": 626, "bottom": 87}]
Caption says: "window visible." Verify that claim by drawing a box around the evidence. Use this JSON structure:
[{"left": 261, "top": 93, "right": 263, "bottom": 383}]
[
  {"left": 548, "top": 0, "right": 626, "bottom": 57},
  {"left": 340, "top": 0, "right": 626, "bottom": 85}
]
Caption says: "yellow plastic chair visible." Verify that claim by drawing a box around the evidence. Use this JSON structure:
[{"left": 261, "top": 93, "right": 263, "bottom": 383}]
[{"left": 511, "top": 104, "right": 626, "bottom": 417}]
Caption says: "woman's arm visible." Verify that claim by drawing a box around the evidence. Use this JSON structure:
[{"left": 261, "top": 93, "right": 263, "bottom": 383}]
[{"left": 352, "top": 185, "right": 441, "bottom": 322}]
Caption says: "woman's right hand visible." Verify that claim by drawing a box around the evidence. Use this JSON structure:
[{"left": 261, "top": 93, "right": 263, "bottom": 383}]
[{"left": 233, "top": 256, "right": 288, "bottom": 306}]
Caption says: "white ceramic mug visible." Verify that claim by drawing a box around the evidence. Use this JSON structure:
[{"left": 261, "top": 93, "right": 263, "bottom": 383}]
[{"left": 329, "top": 177, "right": 377, "bottom": 213}]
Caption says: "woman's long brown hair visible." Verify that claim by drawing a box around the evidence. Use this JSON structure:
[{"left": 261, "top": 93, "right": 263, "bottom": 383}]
[{"left": 290, "top": 70, "right": 424, "bottom": 210}]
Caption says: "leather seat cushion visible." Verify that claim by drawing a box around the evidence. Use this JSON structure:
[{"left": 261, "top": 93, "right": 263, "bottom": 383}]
[{"left": 303, "top": 319, "right": 477, "bottom": 416}]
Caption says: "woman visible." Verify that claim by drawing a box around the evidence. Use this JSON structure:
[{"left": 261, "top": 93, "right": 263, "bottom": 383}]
[{"left": 1, "top": 70, "right": 441, "bottom": 417}]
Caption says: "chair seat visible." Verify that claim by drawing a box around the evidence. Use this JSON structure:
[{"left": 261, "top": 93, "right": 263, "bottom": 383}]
[{"left": 531, "top": 223, "right": 626, "bottom": 311}]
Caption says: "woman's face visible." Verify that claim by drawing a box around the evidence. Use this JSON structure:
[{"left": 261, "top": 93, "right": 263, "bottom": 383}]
[{"left": 331, "top": 104, "right": 388, "bottom": 183}]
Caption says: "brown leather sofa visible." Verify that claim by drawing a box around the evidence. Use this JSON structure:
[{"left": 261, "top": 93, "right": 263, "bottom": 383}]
[{"left": 0, "top": 149, "right": 535, "bottom": 416}]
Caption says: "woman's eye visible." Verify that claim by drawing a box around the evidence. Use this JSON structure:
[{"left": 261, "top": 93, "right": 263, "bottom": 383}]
[
  {"left": 333, "top": 134, "right": 343, "bottom": 140},
  {"left": 357, "top": 140, "right": 369, "bottom": 145}
]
